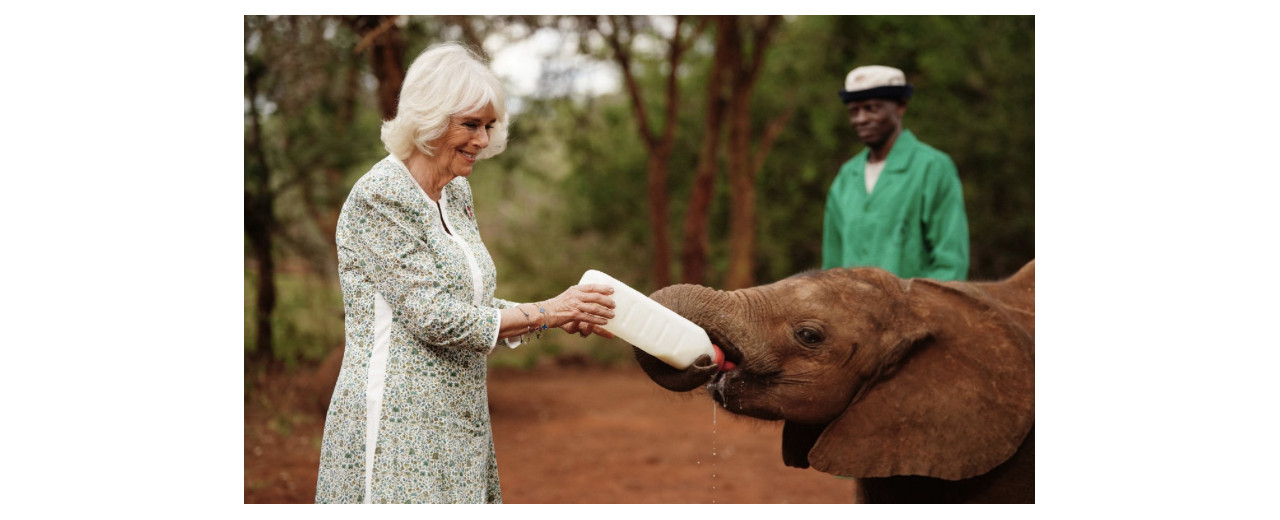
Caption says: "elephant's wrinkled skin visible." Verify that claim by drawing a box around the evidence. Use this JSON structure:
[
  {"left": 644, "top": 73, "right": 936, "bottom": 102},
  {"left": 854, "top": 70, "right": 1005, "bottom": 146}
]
[{"left": 633, "top": 260, "right": 1035, "bottom": 503}]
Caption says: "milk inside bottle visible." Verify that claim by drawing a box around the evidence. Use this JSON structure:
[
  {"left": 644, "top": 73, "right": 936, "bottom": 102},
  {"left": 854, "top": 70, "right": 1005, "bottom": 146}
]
[{"left": 578, "top": 269, "right": 720, "bottom": 369}]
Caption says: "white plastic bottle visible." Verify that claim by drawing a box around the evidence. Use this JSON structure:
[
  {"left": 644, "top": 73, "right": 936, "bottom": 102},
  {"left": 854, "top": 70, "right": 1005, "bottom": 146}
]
[{"left": 578, "top": 269, "right": 720, "bottom": 369}]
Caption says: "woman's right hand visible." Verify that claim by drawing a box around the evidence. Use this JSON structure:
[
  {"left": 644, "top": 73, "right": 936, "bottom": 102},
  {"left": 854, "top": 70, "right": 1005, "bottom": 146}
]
[
  {"left": 535, "top": 284, "right": 616, "bottom": 331},
  {"left": 562, "top": 321, "right": 616, "bottom": 339}
]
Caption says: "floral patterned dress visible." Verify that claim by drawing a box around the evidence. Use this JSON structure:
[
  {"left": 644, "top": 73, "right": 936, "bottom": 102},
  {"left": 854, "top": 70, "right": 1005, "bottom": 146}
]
[{"left": 315, "top": 155, "right": 517, "bottom": 503}]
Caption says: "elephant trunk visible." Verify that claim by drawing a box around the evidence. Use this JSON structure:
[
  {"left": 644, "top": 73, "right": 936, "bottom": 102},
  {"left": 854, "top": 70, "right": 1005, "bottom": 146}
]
[
  {"left": 635, "top": 284, "right": 736, "bottom": 392},
  {"left": 650, "top": 284, "right": 737, "bottom": 330}
]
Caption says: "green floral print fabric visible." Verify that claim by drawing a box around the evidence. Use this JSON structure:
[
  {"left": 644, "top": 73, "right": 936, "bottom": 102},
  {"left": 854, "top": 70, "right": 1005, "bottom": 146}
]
[{"left": 315, "top": 155, "right": 516, "bottom": 503}]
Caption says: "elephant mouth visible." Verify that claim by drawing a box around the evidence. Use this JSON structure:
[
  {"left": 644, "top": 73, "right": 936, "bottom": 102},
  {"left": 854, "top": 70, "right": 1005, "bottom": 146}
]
[
  {"left": 705, "top": 329, "right": 743, "bottom": 372},
  {"left": 702, "top": 329, "right": 785, "bottom": 420},
  {"left": 704, "top": 329, "right": 745, "bottom": 404}
]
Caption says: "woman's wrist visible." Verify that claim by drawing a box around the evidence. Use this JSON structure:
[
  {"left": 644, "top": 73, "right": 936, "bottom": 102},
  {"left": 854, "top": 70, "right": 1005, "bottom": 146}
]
[
  {"left": 536, "top": 301, "right": 550, "bottom": 331},
  {"left": 516, "top": 303, "right": 543, "bottom": 340}
]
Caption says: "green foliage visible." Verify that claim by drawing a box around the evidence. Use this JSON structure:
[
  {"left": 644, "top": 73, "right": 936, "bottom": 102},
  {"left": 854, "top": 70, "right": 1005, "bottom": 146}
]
[
  {"left": 510, "top": 15, "right": 1034, "bottom": 288},
  {"left": 245, "top": 16, "right": 395, "bottom": 368},
  {"left": 732, "top": 15, "right": 1036, "bottom": 282},
  {"left": 245, "top": 15, "right": 1035, "bottom": 372},
  {"left": 820, "top": 16, "right": 1036, "bottom": 279},
  {"left": 244, "top": 269, "right": 344, "bottom": 367}
]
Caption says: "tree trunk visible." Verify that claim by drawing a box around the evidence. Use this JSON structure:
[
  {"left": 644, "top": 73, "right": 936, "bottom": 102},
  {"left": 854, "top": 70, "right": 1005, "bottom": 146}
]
[
  {"left": 681, "top": 20, "right": 732, "bottom": 285},
  {"left": 722, "top": 15, "right": 781, "bottom": 290},
  {"left": 724, "top": 80, "right": 757, "bottom": 290},
  {"left": 245, "top": 192, "right": 277, "bottom": 365},
  {"left": 721, "top": 18, "right": 755, "bottom": 290},
  {"left": 350, "top": 15, "right": 406, "bottom": 120},
  {"left": 244, "top": 24, "right": 277, "bottom": 365},
  {"left": 647, "top": 149, "right": 672, "bottom": 288},
  {"left": 602, "top": 15, "right": 688, "bottom": 289}
]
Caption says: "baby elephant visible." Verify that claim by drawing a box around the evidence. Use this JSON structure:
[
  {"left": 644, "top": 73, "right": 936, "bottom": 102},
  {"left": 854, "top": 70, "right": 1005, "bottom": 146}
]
[{"left": 635, "top": 260, "right": 1035, "bottom": 503}]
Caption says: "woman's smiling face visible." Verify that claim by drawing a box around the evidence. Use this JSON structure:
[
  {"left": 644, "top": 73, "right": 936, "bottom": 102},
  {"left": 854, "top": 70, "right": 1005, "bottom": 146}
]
[{"left": 429, "top": 104, "right": 497, "bottom": 179}]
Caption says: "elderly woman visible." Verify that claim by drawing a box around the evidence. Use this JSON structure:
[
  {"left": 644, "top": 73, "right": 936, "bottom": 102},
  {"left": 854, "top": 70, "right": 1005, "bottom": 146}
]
[{"left": 315, "top": 42, "right": 616, "bottom": 504}]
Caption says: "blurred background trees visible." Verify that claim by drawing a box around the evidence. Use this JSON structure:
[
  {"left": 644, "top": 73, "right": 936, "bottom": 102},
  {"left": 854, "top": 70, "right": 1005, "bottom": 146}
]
[{"left": 244, "top": 15, "right": 1034, "bottom": 374}]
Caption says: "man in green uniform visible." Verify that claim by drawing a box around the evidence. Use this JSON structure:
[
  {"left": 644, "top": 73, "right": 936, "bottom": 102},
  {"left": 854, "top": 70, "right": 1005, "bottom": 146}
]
[{"left": 822, "top": 65, "right": 970, "bottom": 281}]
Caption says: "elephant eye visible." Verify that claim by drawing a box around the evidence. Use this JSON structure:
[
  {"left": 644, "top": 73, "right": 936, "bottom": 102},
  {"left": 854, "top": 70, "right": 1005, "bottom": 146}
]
[{"left": 795, "top": 327, "right": 824, "bottom": 346}]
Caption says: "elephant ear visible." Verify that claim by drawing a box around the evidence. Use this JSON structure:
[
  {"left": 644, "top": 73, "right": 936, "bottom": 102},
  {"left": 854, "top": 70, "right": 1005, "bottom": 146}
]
[{"left": 806, "top": 278, "right": 1035, "bottom": 481}]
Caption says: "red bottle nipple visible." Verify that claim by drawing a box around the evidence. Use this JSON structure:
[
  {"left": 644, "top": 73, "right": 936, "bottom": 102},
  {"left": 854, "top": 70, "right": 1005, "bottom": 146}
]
[{"left": 712, "top": 344, "right": 736, "bottom": 372}]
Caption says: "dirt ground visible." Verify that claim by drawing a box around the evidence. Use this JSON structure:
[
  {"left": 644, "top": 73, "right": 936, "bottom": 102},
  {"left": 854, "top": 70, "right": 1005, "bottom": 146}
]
[{"left": 245, "top": 352, "right": 854, "bottom": 504}]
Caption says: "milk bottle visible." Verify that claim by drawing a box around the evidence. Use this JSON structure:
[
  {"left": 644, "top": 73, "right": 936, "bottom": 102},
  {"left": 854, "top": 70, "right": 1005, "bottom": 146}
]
[{"left": 578, "top": 269, "right": 723, "bottom": 369}]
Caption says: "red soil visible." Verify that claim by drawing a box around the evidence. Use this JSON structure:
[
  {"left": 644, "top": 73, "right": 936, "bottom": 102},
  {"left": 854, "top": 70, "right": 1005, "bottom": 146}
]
[{"left": 244, "top": 354, "right": 854, "bottom": 504}]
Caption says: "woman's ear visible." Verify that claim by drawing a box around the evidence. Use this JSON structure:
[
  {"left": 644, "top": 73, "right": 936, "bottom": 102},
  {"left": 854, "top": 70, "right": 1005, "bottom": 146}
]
[{"left": 805, "top": 279, "right": 1035, "bottom": 481}]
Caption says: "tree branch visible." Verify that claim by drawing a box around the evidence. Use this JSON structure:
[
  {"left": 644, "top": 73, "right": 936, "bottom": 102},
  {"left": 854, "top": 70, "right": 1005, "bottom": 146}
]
[
  {"left": 751, "top": 103, "right": 796, "bottom": 174},
  {"left": 743, "top": 15, "right": 781, "bottom": 85},
  {"left": 604, "top": 15, "right": 655, "bottom": 148},
  {"left": 352, "top": 15, "right": 401, "bottom": 55},
  {"left": 446, "top": 15, "right": 489, "bottom": 59},
  {"left": 658, "top": 15, "right": 686, "bottom": 152}
]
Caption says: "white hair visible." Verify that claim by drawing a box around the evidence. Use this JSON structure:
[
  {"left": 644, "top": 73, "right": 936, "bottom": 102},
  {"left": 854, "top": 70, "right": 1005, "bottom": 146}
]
[{"left": 380, "top": 42, "right": 509, "bottom": 161}]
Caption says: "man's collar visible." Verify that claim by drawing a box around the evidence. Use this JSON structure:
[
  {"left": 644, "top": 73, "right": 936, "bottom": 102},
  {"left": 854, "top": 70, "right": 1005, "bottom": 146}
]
[{"left": 880, "top": 129, "right": 917, "bottom": 172}]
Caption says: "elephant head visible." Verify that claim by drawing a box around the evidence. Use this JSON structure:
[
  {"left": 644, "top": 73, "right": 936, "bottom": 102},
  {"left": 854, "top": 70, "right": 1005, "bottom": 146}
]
[{"left": 634, "top": 261, "right": 1035, "bottom": 481}]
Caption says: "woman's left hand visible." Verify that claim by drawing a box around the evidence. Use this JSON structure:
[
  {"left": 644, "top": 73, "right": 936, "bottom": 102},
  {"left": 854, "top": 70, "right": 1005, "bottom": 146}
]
[{"left": 538, "top": 283, "right": 616, "bottom": 330}]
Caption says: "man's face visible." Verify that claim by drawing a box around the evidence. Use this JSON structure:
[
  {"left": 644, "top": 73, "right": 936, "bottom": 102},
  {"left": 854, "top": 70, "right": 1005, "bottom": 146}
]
[{"left": 846, "top": 98, "right": 905, "bottom": 149}]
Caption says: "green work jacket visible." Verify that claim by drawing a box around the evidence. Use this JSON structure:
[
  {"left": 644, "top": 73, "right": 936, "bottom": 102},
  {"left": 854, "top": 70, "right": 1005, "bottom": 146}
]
[{"left": 822, "top": 129, "right": 970, "bottom": 280}]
